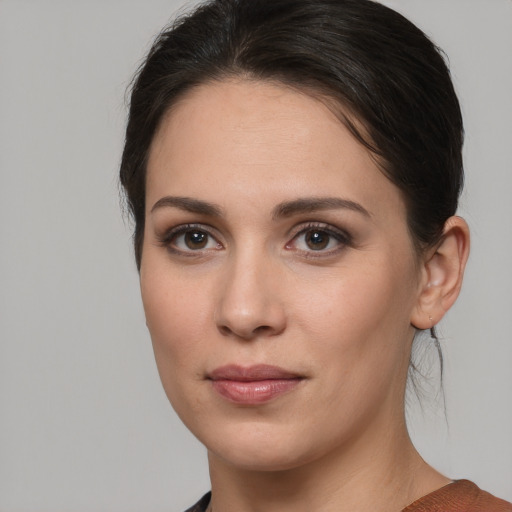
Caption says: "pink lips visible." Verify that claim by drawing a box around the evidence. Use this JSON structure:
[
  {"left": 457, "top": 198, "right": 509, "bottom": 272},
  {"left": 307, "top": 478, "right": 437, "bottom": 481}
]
[{"left": 208, "top": 364, "right": 303, "bottom": 405}]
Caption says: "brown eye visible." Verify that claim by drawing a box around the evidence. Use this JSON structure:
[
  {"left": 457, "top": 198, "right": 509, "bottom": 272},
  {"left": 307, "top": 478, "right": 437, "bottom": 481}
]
[
  {"left": 184, "top": 230, "right": 209, "bottom": 249},
  {"left": 162, "top": 225, "right": 222, "bottom": 253},
  {"left": 305, "top": 230, "right": 330, "bottom": 250},
  {"left": 286, "top": 224, "right": 350, "bottom": 254}
]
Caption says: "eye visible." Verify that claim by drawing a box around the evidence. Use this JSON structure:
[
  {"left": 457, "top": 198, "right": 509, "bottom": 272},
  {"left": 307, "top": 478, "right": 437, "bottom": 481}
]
[
  {"left": 286, "top": 224, "right": 350, "bottom": 253},
  {"left": 159, "top": 224, "right": 222, "bottom": 253},
  {"left": 177, "top": 230, "right": 212, "bottom": 250},
  {"left": 301, "top": 230, "right": 332, "bottom": 250}
]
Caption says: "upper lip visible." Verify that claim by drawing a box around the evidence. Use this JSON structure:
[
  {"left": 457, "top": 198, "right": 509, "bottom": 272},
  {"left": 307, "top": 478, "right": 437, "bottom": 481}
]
[{"left": 208, "top": 364, "right": 303, "bottom": 381}]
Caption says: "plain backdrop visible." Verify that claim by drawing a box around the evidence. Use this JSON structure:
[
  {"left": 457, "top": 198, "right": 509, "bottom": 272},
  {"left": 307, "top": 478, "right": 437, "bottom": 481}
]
[{"left": 1, "top": 1, "right": 511, "bottom": 511}]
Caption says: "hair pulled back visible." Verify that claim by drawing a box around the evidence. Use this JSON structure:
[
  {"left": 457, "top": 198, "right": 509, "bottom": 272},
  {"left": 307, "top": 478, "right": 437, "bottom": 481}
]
[{"left": 120, "top": 0, "right": 464, "bottom": 270}]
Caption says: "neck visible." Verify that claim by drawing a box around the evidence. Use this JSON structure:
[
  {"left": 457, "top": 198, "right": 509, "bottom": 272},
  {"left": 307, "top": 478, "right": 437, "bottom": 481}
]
[{"left": 207, "top": 418, "right": 449, "bottom": 512}]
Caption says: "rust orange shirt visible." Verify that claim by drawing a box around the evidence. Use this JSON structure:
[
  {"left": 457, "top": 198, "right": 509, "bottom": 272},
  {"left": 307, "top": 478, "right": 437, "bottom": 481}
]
[
  {"left": 185, "top": 480, "right": 512, "bottom": 511},
  {"left": 403, "top": 480, "right": 512, "bottom": 512}
]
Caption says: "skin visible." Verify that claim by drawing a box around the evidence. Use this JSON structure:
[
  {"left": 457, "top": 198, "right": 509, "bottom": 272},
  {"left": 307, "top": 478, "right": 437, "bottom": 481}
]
[{"left": 140, "top": 79, "right": 469, "bottom": 512}]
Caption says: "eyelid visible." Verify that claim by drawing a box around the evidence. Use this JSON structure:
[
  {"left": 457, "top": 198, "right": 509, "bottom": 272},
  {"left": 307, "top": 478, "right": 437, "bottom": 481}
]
[
  {"left": 155, "top": 221, "right": 352, "bottom": 257},
  {"left": 156, "top": 223, "right": 223, "bottom": 254},
  {"left": 286, "top": 221, "right": 352, "bottom": 253}
]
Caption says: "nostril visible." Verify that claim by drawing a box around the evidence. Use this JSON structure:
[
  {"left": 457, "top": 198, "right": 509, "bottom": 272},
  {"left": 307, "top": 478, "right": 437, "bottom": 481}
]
[
  {"left": 219, "top": 325, "right": 233, "bottom": 336},
  {"left": 254, "top": 325, "right": 273, "bottom": 334},
  {"left": 217, "top": 322, "right": 283, "bottom": 340}
]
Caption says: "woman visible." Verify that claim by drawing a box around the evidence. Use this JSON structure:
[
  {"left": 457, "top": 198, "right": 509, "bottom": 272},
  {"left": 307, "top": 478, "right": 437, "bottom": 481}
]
[{"left": 120, "top": 0, "right": 512, "bottom": 510}]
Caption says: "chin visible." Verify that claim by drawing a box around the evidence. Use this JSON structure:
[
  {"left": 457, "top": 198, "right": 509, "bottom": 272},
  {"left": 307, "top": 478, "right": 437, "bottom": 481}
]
[
  {"left": 201, "top": 420, "right": 326, "bottom": 472},
  {"left": 211, "top": 444, "right": 311, "bottom": 472}
]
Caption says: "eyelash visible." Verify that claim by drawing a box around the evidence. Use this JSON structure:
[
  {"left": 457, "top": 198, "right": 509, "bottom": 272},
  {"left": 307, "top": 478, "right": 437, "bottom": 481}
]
[
  {"left": 156, "top": 223, "right": 223, "bottom": 256},
  {"left": 286, "top": 222, "right": 352, "bottom": 257},
  {"left": 156, "top": 222, "right": 352, "bottom": 257}
]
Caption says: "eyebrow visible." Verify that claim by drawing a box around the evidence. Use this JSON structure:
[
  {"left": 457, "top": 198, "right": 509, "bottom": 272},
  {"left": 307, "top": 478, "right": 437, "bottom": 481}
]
[
  {"left": 151, "top": 196, "right": 223, "bottom": 216},
  {"left": 150, "top": 195, "right": 370, "bottom": 219},
  {"left": 272, "top": 197, "right": 371, "bottom": 219}
]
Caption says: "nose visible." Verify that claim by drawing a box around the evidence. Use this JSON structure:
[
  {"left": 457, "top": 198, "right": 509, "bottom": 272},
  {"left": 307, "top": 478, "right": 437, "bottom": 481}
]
[{"left": 214, "top": 252, "right": 287, "bottom": 341}]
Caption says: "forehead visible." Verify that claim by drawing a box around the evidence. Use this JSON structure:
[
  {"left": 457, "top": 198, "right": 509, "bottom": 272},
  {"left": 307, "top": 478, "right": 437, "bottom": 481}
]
[{"left": 146, "top": 79, "right": 404, "bottom": 221}]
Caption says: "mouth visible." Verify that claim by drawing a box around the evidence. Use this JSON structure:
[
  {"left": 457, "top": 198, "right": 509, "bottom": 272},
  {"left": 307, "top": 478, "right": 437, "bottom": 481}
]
[{"left": 207, "top": 364, "right": 305, "bottom": 405}]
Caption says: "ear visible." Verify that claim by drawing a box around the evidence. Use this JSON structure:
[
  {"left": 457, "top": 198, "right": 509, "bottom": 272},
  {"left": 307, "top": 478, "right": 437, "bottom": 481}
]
[{"left": 411, "top": 216, "right": 470, "bottom": 330}]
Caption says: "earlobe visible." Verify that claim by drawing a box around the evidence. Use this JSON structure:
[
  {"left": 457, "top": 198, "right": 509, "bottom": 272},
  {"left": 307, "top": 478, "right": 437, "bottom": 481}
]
[{"left": 411, "top": 216, "right": 470, "bottom": 330}]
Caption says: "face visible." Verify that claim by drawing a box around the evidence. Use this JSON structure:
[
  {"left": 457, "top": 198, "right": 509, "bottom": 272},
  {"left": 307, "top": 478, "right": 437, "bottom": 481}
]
[{"left": 141, "top": 80, "right": 423, "bottom": 472}]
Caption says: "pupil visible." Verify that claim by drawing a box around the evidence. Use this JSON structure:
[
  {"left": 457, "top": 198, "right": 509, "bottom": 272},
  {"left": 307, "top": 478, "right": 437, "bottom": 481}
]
[
  {"left": 306, "top": 230, "right": 329, "bottom": 250},
  {"left": 185, "top": 231, "right": 207, "bottom": 249}
]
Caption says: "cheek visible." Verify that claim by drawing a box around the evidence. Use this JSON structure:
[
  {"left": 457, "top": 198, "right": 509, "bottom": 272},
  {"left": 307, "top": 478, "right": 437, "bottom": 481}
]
[
  {"left": 296, "top": 273, "right": 415, "bottom": 434},
  {"left": 294, "top": 257, "right": 415, "bottom": 340},
  {"left": 140, "top": 260, "right": 210, "bottom": 378},
  {"left": 293, "top": 254, "right": 417, "bottom": 381},
  {"left": 140, "top": 271, "right": 211, "bottom": 427}
]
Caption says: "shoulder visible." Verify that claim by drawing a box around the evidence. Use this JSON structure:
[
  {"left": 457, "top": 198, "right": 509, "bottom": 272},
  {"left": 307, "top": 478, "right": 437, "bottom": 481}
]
[
  {"left": 184, "top": 492, "right": 211, "bottom": 512},
  {"left": 403, "top": 480, "right": 512, "bottom": 512}
]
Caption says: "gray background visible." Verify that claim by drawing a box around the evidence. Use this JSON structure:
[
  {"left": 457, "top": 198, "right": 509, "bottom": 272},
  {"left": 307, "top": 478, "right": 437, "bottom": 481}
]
[{"left": 1, "top": 1, "right": 511, "bottom": 511}]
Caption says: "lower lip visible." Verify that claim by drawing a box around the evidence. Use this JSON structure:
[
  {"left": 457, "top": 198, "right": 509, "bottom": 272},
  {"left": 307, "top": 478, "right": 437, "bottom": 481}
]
[{"left": 211, "top": 378, "right": 302, "bottom": 404}]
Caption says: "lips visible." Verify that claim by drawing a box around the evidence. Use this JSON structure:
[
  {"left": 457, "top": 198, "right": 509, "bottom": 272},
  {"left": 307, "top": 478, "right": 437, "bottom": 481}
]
[{"left": 208, "top": 364, "right": 304, "bottom": 404}]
